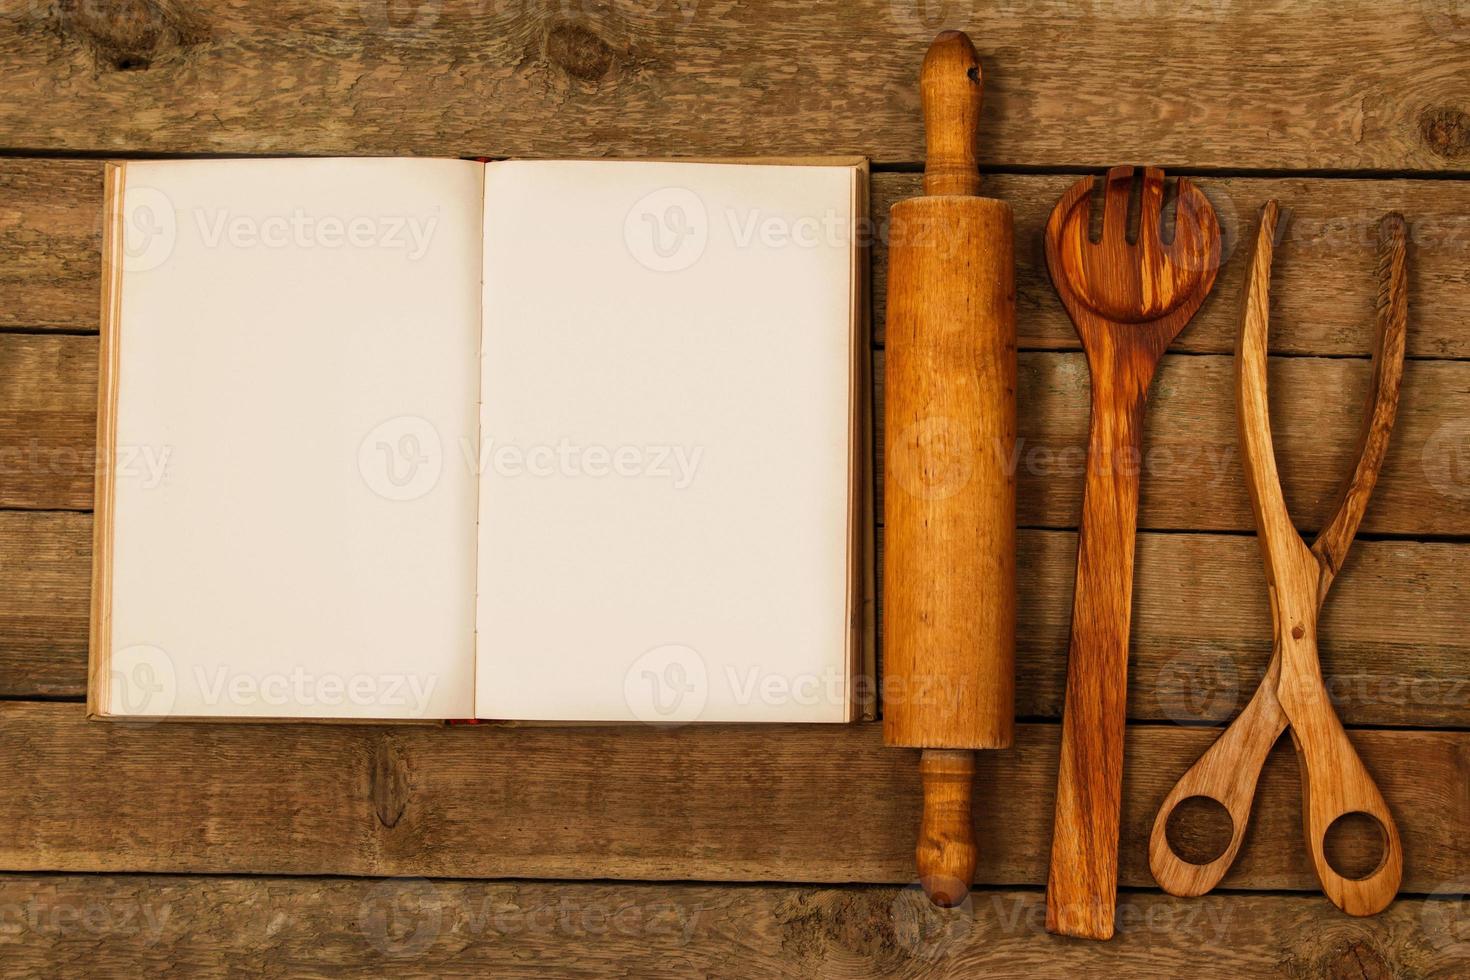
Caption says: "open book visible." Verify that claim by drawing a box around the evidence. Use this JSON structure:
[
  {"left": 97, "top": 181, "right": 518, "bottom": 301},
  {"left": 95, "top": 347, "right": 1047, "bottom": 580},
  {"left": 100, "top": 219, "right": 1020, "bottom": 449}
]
[{"left": 90, "top": 157, "right": 871, "bottom": 723}]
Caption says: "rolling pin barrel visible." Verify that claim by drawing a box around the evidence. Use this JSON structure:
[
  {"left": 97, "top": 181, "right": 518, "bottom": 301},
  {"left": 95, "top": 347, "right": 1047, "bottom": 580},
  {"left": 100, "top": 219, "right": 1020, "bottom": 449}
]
[{"left": 883, "top": 30, "right": 1017, "bottom": 907}]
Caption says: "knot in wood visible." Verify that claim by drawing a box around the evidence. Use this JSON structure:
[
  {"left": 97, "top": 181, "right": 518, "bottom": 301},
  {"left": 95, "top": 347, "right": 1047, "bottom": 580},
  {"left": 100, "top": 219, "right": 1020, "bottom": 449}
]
[
  {"left": 546, "top": 21, "right": 616, "bottom": 82},
  {"left": 1322, "top": 937, "right": 1392, "bottom": 980},
  {"left": 370, "top": 735, "right": 412, "bottom": 829},
  {"left": 55, "top": 0, "right": 208, "bottom": 72},
  {"left": 1420, "top": 106, "right": 1470, "bottom": 159}
]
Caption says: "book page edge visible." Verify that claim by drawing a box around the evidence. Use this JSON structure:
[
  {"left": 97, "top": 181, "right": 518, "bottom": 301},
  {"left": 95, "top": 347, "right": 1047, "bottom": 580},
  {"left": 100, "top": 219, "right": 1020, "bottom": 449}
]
[
  {"left": 87, "top": 162, "right": 126, "bottom": 720},
  {"left": 848, "top": 161, "right": 877, "bottom": 724},
  {"left": 482, "top": 155, "right": 869, "bottom": 168}
]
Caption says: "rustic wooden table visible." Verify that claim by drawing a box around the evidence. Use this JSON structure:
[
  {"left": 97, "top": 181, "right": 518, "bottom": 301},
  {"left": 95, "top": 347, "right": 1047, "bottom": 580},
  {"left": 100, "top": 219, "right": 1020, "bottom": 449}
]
[{"left": 2, "top": 1, "right": 1468, "bottom": 976}]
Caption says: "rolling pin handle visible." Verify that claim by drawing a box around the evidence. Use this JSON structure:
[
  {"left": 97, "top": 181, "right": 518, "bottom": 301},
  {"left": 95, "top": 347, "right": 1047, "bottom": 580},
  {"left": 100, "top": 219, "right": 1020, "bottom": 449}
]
[
  {"left": 916, "top": 748, "right": 978, "bottom": 907},
  {"left": 921, "top": 30, "right": 983, "bottom": 198}
]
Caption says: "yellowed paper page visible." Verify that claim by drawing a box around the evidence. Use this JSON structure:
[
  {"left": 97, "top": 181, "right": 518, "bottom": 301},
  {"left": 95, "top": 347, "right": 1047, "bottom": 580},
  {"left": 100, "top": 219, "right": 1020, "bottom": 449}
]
[
  {"left": 105, "top": 158, "right": 482, "bottom": 719},
  {"left": 477, "top": 160, "right": 855, "bottom": 723}
]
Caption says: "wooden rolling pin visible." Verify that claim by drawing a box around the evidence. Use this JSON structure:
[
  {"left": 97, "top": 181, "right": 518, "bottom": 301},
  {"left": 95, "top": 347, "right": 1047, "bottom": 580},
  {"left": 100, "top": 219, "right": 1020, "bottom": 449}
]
[{"left": 883, "top": 30, "right": 1017, "bottom": 909}]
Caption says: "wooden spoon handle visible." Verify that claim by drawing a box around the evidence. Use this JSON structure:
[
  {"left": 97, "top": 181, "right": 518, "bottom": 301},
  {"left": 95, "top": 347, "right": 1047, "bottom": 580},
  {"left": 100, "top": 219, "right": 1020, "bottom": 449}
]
[
  {"left": 1046, "top": 359, "right": 1155, "bottom": 940},
  {"left": 917, "top": 748, "right": 977, "bottom": 907},
  {"left": 920, "top": 30, "right": 982, "bottom": 197}
]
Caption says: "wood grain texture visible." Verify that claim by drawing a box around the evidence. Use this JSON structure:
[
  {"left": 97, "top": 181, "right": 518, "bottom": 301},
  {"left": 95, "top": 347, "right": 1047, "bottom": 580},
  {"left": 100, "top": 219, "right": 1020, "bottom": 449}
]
[
  {"left": 883, "top": 42, "right": 1016, "bottom": 752},
  {"left": 914, "top": 748, "right": 978, "bottom": 908},
  {"left": 882, "top": 30, "right": 1014, "bottom": 907},
  {"left": 0, "top": 2, "right": 1466, "bottom": 171},
  {"left": 883, "top": 196, "right": 1016, "bottom": 747},
  {"left": 1043, "top": 167, "right": 1221, "bottom": 939},
  {"left": 1229, "top": 204, "right": 1405, "bottom": 916},
  {"left": 10, "top": 331, "right": 1469, "bottom": 536},
  {"left": 11, "top": 163, "right": 1470, "bottom": 360},
  {"left": 5, "top": 514, "right": 1467, "bottom": 728},
  {"left": 1150, "top": 204, "right": 1409, "bottom": 918},
  {"left": 0, "top": 333, "right": 98, "bottom": 509},
  {"left": 0, "top": 160, "right": 102, "bottom": 331},
  {"left": 872, "top": 173, "right": 1470, "bottom": 359},
  {"left": 1, "top": 703, "right": 1465, "bottom": 891},
  {"left": 916, "top": 30, "right": 983, "bottom": 199},
  {"left": 1, "top": 875, "right": 1466, "bottom": 978},
  {"left": 0, "top": 2, "right": 1462, "bottom": 963},
  {"left": 874, "top": 349, "right": 1470, "bottom": 537},
  {"left": 0, "top": 512, "right": 90, "bottom": 697}
]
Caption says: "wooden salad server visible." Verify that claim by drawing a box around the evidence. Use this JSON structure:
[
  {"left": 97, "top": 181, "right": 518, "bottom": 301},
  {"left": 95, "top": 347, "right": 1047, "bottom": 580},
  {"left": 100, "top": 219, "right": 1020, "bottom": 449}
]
[
  {"left": 883, "top": 30, "right": 1016, "bottom": 908},
  {"left": 1043, "top": 167, "right": 1221, "bottom": 939},
  {"left": 1148, "top": 202, "right": 1406, "bottom": 917}
]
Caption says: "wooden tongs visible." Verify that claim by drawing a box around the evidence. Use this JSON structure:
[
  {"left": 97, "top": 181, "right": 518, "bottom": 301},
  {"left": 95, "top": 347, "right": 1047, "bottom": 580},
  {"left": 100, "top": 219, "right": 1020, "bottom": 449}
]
[{"left": 1148, "top": 202, "right": 1408, "bottom": 916}]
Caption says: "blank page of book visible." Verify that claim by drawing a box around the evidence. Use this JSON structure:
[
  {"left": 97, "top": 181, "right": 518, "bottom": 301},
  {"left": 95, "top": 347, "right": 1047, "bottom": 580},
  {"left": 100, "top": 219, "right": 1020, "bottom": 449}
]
[
  {"left": 104, "top": 158, "right": 482, "bottom": 719},
  {"left": 477, "top": 160, "right": 856, "bottom": 723}
]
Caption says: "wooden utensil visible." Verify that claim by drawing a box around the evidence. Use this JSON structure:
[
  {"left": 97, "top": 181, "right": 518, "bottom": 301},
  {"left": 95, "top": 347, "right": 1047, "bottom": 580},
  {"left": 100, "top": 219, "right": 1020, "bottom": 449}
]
[
  {"left": 1043, "top": 166, "right": 1221, "bottom": 939},
  {"left": 883, "top": 29, "right": 1016, "bottom": 909},
  {"left": 1148, "top": 202, "right": 1406, "bottom": 916}
]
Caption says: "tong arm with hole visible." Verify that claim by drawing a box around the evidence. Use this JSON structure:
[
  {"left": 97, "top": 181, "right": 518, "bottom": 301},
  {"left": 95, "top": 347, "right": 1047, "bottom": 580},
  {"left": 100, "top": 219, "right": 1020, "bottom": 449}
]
[
  {"left": 1147, "top": 651, "right": 1287, "bottom": 896},
  {"left": 1148, "top": 202, "right": 1407, "bottom": 916}
]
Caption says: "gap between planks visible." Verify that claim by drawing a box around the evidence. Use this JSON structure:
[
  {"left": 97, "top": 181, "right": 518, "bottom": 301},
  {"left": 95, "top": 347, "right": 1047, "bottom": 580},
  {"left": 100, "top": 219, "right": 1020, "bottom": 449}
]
[{"left": 0, "top": 703, "right": 1465, "bottom": 893}]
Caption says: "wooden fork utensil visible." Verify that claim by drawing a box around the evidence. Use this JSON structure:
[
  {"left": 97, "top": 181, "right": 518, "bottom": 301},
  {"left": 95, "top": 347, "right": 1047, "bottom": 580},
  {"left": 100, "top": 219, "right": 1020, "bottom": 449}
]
[
  {"left": 1043, "top": 167, "right": 1222, "bottom": 940},
  {"left": 1149, "top": 202, "right": 1407, "bottom": 917}
]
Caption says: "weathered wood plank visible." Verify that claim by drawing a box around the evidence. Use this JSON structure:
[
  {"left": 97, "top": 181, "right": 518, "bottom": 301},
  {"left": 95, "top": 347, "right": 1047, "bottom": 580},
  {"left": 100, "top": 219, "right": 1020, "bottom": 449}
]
[
  {"left": 1, "top": 703, "right": 1464, "bottom": 891},
  {"left": 2, "top": 875, "right": 1464, "bottom": 978},
  {"left": 0, "top": 160, "right": 101, "bottom": 332},
  {"left": 0, "top": 333, "right": 97, "bottom": 509},
  {"left": 0, "top": 512, "right": 89, "bottom": 697},
  {"left": 924, "top": 528, "right": 1469, "bottom": 730},
  {"left": 8, "top": 511, "right": 1466, "bottom": 728},
  {"left": 0, "top": 2, "right": 1465, "bottom": 171},
  {"left": 9, "top": 333, "right": 1468, "bottom": 533},
  {"left": 8, "top": 161, "right": 1470, "bottom": 362},
  {"left": 872, "top": 173, "right": 1470, "bottom": 358},
  {"left": 875, "top": 349, "right": 1470, "bottom": 536}
]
